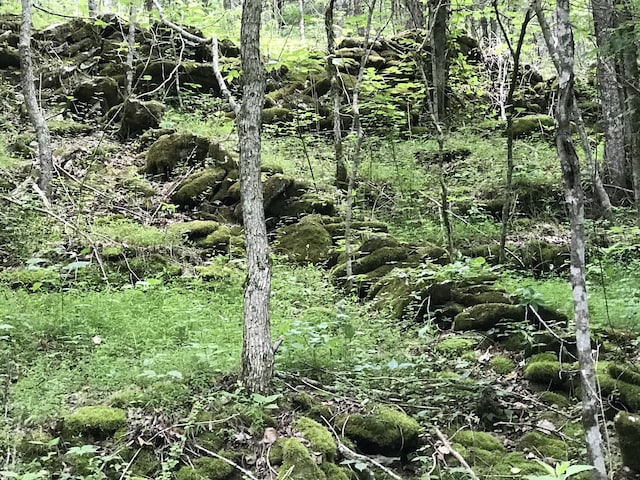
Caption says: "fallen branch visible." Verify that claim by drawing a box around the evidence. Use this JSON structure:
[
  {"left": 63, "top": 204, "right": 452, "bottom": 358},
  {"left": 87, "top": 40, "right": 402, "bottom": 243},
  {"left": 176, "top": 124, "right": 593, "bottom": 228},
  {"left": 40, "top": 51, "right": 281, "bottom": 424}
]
[
  {"left": 193, "top": 444, "right": 260, "bottom": 480},
  {"left": 434, "top": 428, "right": 479, "bottom": 480}
]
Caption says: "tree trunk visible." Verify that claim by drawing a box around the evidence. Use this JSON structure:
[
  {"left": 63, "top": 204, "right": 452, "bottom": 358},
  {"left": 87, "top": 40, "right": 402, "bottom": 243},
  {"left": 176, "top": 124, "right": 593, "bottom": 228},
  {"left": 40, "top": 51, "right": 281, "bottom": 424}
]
[
  {"left": 555, "top": 1, "right": 608, "bottom": 478},
  {"left": 533, "top": 0, "right": 613, "bottom": 221},
  {"left": 298, "top": 0, "right": 305, "bottom": 39},
  {"left": 125, "top": 4, "right": 137, "bottom": 97},
  {"left": 495, "top": 4, "right": 532, "bottom": 264},
  {"left": 592, "top": 0, "right": 628, "bottom": 198},
  {"left": 88, "top": 0, "right": 98, "bottom": 17},
  {"left": 403, "top": 0, "right": 424, "bottom": 29},
  {"left": 428, "top": 0, "right": 450, "bottom": 121},
  {"left": 239, "top": 0, "right": 273, "bottom": 394},
  {"left": 19, "top": 0, "right": 53, "bottom": 200},
  {"left": 273, "top": 0, "right": 284, "bottom": 30},
  {"left": 325, "top": 0, "right": 347, "bottom": 191}
]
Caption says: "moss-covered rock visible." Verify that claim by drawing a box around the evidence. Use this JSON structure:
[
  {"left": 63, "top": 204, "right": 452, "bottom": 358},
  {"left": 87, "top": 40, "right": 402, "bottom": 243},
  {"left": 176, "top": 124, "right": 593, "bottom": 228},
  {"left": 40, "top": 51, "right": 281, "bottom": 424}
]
[
  {"left": 323, "top": 220, "right": 388, "bottom": 238},
  {"left": 145, "top": 133, "right": 210, "bottom": 179},
  {"left": 520, "top": 240, "right": 569, "bottom": 274},
  {"left": 63, "top": 406, "right": 127, "bottom": 440},
  {"left": 262, "top": 107, "right": 293, "bottom": 124},
  {"left": 608, "top": 363, "right": 640, "bottom": 386},
  {"left": 523, "top": 360, "right": 572, "bottom": 387},
  {"left": 537, "top": 391, "right": 571, "bottom": 408},
  {"left": 117, "top": 99, "right": 165, "bottom": 139},
  {"left": 294, "top": 417, "right": 337, "bottom": 462},
  {"left": 518, "top": 431, "right": 568, "bottom": 460},
  {"left": 196, "top": 225, "right": 244, "bottom": 253},
  {"left": 171, "top": 167, "right": 227, "bottom": 207},
  {"left": 320, "top": 462, "right": 351, "bottom": 480},
  {"left": 336, "top": 405, "right": 420, "bottom": 456},
  {"left": 435, "top": 335, "right": 481, "bottom": 356},
  {"left": 277, "top": 438, "right": 327, "bottom": 479},
  {"left": 0, "top": 266, "right": 60, "bottom": 290},
  {"left": 490, "top": 355, "right": 515, "bottom": 374},
  {"left": 615, "top": 411, "right": 640, "bottom": 472},
  {"left": 272, "top": 192, "right": 337, "bottom": 219},
  {"left": 509, "top": 114, "right": 555, "bottom": 137},
  {"left": 330, "top": 246, "right": 408, "bottom": 282},
  {"left": 453, "top": 431, "right": 505, "bottom": 453},
  {"left": 453, "top": 303, "right": 525, "bottom": 331},
  {"left": 492, "top": 452, "right": 547, "bottom": 476},
  {"left": 72, "top": 76, "right": 122, "bottom": 114},
  {"left": 168, "top": 220, "right": 220, "bottom": 240},
  {"left": 208, "top": 142, "right": 238, "bottom": 170},
  {"left": 275, "top": 217, "right": 333, "bottom": 265},
  {"left": 175, "top": 456, "right": 233, "bottom": 480},
  {"left": 358, "top": 235, "right": 400, "bottom": 253}
]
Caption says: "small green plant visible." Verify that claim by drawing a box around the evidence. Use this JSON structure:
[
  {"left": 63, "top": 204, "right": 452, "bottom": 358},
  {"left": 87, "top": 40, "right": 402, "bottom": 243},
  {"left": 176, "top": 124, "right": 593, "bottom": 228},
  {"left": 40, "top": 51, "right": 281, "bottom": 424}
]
[{"left": 524, "top": 461, "right": 593, "bottom": 480}]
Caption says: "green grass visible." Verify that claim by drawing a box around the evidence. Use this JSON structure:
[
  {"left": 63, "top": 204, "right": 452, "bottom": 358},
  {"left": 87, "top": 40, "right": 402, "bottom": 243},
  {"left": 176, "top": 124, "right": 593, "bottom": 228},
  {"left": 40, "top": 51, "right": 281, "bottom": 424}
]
[{"left": 1, "top": 262, "right": 369, "bottom": 421}]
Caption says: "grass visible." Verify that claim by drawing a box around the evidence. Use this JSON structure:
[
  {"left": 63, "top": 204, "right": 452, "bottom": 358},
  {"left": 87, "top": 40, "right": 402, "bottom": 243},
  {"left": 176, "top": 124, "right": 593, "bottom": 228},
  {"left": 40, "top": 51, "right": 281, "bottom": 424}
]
[{"left": 1, "top": 261, "right": 370, "bottom": 422}]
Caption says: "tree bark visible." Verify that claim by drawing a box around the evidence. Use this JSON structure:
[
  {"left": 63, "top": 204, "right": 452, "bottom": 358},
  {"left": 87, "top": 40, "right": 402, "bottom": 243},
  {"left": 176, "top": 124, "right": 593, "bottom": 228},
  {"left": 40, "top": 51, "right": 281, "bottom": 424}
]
[
  {"left": 298, "top": 0, "right": 305, "bottom": 39},
  {"left": 555, "top": 1, "right": 608, "bottom": 477},
  {"left": 88, "top": 0, "right": 98, "bottom": 17},
  {"left": 592, "top": 0, "right": 628, "bottom": 197},
  {"left": 428, "top": 0, "right": 450, "bottom": 121},
  {"left": 403, "top": 0, "right": 424, "bottom": 29},
  {"left": 125, "top": 4, "right": 137, "bottom": 97},
  {"left": 325, "top": 0, "right": 347, "bottom": 191},
  {"left": 239, "top": 0, "right": 273, "bottom": 394},
  {"left": 19, "top": 0, "right": 53, "bottom": 200}
]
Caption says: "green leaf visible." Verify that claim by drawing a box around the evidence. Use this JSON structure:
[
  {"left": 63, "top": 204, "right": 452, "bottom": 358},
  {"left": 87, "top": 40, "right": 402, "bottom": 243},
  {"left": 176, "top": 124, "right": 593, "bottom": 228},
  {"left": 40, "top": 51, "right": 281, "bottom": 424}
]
[{"left": 564, "top": 465, "right": 594, "bottom": 477}]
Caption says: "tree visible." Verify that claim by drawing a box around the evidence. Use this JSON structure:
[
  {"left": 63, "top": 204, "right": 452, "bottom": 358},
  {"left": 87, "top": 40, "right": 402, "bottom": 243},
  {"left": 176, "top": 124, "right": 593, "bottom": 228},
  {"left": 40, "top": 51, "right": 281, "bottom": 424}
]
[
  {"left": 554, "top": 0, "right": 608, "bottom": 477},
  {"left": 428, "top": 0, "right": 450, "bottom": 121},
  {"left": 88, "top": 0, "right": 98, "bottom": 18},
  {"left": 591, "top": 0, "right": 627, "bottom": 199},
  {"left": 238, "top": 0, "right": 273, "bottom": 394},
  {"left": 19, "top": 0, "right": 54, "bottom": 201}
]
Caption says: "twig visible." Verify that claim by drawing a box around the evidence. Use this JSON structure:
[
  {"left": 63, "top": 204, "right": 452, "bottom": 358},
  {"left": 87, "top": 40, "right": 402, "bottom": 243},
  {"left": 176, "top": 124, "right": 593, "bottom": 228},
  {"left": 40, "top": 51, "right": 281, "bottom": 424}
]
[
  {"left": 321, "top": 417, "right": 403, "bottom": 480},
  {"left": 435, "top": 428, "right": 480, "bottom": 480},
  {"left": 193, "top": 444, "right": 260, "bottom": 480}
]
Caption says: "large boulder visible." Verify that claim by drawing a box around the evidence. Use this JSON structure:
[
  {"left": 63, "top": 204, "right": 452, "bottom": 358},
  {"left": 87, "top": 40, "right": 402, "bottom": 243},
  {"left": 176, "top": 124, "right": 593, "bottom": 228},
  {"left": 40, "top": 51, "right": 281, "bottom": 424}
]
[
  {"left": 145, "top": 133, "right": 210, "bottom": 179},
  {"left": 171, "top": 167, "right": 228, "bottom": 207},
  {"left": 615, "top": 411, "right": 640, "bottom": 472},
  {"left": 117, "top": 100, "right": 165, "bottom": 139},
  {"left": 72, "top": 77, "right": 123, "bottom": 115},
  {"left": 275, "top": 216, "right": 333, "bottom": 265}
]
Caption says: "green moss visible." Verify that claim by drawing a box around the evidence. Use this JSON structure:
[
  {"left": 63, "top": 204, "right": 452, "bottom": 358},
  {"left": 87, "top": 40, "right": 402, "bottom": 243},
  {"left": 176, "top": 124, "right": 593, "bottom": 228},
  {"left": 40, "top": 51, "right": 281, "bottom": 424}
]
[
  {"left": 18, "top": 430, "right": 56, "bottom": 458},
  {"left": 108, "top": 389, "right": 148, "bottom": 408},
  {"left": 615, "top": 412, "right": 640, "bottom": 472},
  {"left": 609, "top": 363, "right": 640, "bottom": 386},
  {"left": 537, "top": 391, "right": 571, "bottom": 408},
  {"left": 197, "top": 225, "right": 243, "bottom": 252},
  {"left": 145, "top": 133, "right": 210, "bottom": 178},
  {"left": 453, "top": 303, "right": 525, "bottom": 331},
  {"left": 320, "top": 462, "right": 351, "bottom": 480},
  {"left": 168, "top": 220, "right": 220, "bottom": 240},
  {"left": 520, "top": 240, "right": 569, "bottom": 273},
  {"left": 172, "top": 167, "right": 228, "bottom": 207},
  {"left": 268, "top": 438, "right": 285, "bottom": 465},
  {"left": 277, "top": 438, "right": 327, "bottom": 480},
  {"left": 275, "top": 218, "right": 333, "bottom": 265},
  {"left": 48, "top": 119, "right": 93, "bottom": 135},
  {"left": 529, "top": 352, "right": 558, "bottom": 363},
  {"left": 509, "top": 114, "right": 555, "bottom": 137},
  {"left": 175, "top": 456, "right": 233, "bottom": 480},
  {"left": 261, "top": 163, "right": 284, "bottom": 174},
  {"left": 294, "top": 416, "right": 337, "bottom": 461},
  {"left": 490, "top": 355, "right": 515, "bottom": 374},
  {"left": 195, "top": 264, "right": 239, "bottom": 281},
  {"left": 453, "top": 431, "right": 505, "bottom": 453},
  {"left": 331, "top": 246, "right": 408, "bottom": 281},
  {"left": 519, "top": 431, "right": 567, "bottom": 460},
  {"left": 337, "top": 405, "right": 420, "bottom": 456},
  {"left": 101, "top": 245, "right": 123, "bottom": 260},
  {"left": 128, "top": 448, "right": 161, "bottom": 477},
  {"left": 0, "top": 267, "right": 59, "bottom": 289},
  {"left": 523, "top": 360, "right": 570, "bottom": 387},
  {"left": 63, "top": 406, "right": 127, "bottom": 439},
  {"left": 491, "top": 452, "right": 547, "bottom": 476},
  {"left": 435, "top": 336, "right": 479, "bottom": 356},
  {"left": 93, "top": 218, "right": 180, "bottom": 248}
]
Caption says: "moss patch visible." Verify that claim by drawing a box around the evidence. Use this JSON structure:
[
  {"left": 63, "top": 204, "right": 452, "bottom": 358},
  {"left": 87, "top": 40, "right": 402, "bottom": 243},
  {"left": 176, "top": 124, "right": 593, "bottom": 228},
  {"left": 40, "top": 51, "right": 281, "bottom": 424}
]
[
  {"left": 453, "top": 431, "right": 505, "bottom": 453},
  {"left": 275, "top": 217, "right": 333, "bottom": 265},
  {"left": 615, "top": 412, "right": 640, "bottom": 472},
  {"left": 175, "top": 456, "right": 233, "bottom": 480},
  {"left": 277, "top": 438, "right": 326, "bottom": 479},
  {"left": 453, "top": 303, "right": 525, "bottom": 331},
  {"left": 490, "top": 355, "right": 515, "bottom": 374},
  {"left": 145, "top": 132, "right": 210, "bottom": 178},
  {"left": 435, "top": 336, "right": 480, "bottom": 356},
  {"left": 63, "top": 406, "right": 127, "bottom": 439},
  {"left": 294, "top": 416, "right": 337, "bottom": 461},
  {"left": 168, "top": 220, "right": 220, "bottom": 240},
  {"left": 518, "top": 431, "right": 567, "bottom": 460},
  {"left": 172, "top": 167, "right": 227, "bottom": 207}
]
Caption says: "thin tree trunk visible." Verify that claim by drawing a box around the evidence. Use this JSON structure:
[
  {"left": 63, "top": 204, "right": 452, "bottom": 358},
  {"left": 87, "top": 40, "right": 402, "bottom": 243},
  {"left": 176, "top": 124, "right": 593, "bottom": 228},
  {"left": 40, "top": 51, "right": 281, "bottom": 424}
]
[
  {"left": 592, "top": 0, "right": 628, "bottom": 198},
  {"left": 403, "top": 0, "right": 424, "bottom": 28},
  {"left": 298, "top": 0, "right": 305, "bottom": 40},
  {"left": 533, "top": 0, "right": 613, "bottom": 221},
  {"left": 495, "top": 3, "right": 532, "bottom": 264},
  {"left": 428, "top": 0, "right": 450, "bottom": 121},
  {"left": 344, "top": 0, "right": 376, "bottom": 291},
  {"left": 325, "top": 0, "right": 347, "bottom": 191},
  {"left": 19, "top": 0, "right": 53, "bottom": 200},
  {"left": 555, "top": 1, "right": 608, "bottom": 477},
  {"left": 239, "top": 0, "right": 273, "bottom": 394},
  {"left": 88, "top": 0, "right": 98, "bottom": 17},
  {"left": 125, "top": 5, "right": 137, "bottom": 97}
]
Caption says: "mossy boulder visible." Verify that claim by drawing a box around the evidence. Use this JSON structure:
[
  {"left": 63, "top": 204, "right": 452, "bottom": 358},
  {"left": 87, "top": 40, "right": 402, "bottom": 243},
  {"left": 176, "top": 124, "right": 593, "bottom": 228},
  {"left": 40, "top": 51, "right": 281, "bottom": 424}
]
[
  {"left": 117, "top": 99, "right": 165, "bottom": 139},
  {"left": 435, "top": 335, "right": 481, "bottom": 356},
  {"left": 518, "top": 431, "right": 568, "bottom": 460},
  {"left": 453, "top": 303, "right": 525, "bottom": 331},
  {"left": 262, "top": 107, "right": 293, "bottom": 124},
  {"left": 453, "top": 431, "right": 505, "bottom": 453},
  {"left": 330, "top": 246, "right": 408, "bottom": 282},
  {"left": 492, "top": 452, "right": 547, "bottom": 476},
  {"left": 197, "top": 225, "right": 244, "bottom": 253},
  {"left": 323, "top": 220, "right": 388, "bottom": 238},
  {"left": 509, "top": 114, "right": 555, "bottom": 137},
  {"left": 277, "top": 438, "right": 327, "bottom": 479},
  {"left": 537, "top": 391, "right": 571, "bottom": 408},
  {"left": 417, "top": 242, "right": 449, "bottom": 264},
  {"left": 72, "top": 76, "right": 122, "bottom": 114},
  {"left": 294, "top": 416, "right": 337, "bottom": 462},
  {"left": 63, "top": 406, "right": 127, "bottom": 440},
  {"left": 272, "top": 192, "right": 337, "bottom": 219},
  {"left": 175, "top": 456, "right": 233, "bottom": 480},
  {"left": 358, "top": 234, "right": 399, "bottom": 253},
  {"left": 336, "top": 405, "right": 420, "bottom": 456},
  {"left": 208, "top": 142, "right": 237, "bottom": 170},
  {"left": 490, "top": 355, "right": 515, "bottom": 374},
  {"left": 615, "top": 411, "right": 640, "bottom": 472},
  {"left": 275, "top": 217, "right": 333, "bottom": 265},
  {"left": 520, "top": 240, "right": 569, "bottom": 274},
  {"left": 320, "top": 462, "right": 350, "bottom": 480},
  {"left": 168, "top": 220, "right": 220, "bottom": 241},
  {"left": 523, "top": 359, "right": 573, "bottom": 387},
  {"left": 597, "top": 364, "right": 640, "bottom": 412},
  {"left": 145, "top": 133, "right": 210, "bottom": 179},
  {"left": 171, "top": 167, "right": 227, "bottom": 207}
]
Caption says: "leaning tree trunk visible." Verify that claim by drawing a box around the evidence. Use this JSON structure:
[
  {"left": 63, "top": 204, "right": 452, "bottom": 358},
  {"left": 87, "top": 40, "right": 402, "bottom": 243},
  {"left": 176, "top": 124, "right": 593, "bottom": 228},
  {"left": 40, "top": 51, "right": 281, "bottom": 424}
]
[
  {"left": 239, "top": 0, "right": 273, "bottom": 394},
  {"left": 555, "top": 0, "right": 608, "bottom": 478},
  {"left": 592, "top": 0, "right": 628, "bottom": 199},
  {"left": 19, "top": 0, "right": 53, "bottom": 200}
]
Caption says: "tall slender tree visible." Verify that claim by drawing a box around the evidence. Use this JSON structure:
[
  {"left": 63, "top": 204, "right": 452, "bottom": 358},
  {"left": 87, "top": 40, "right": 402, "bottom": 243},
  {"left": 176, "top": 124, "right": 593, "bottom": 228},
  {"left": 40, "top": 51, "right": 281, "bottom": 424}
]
[
  {"left": 19, "top": 0, "right": 53, "bottom": 201},
  {"left": 428, "top": 0, "right": 450, "bottom": 121},
  {"left": 238, "top": 0, "right": 273, "bottom": 394},
  {"left": 555, "top": 0, "right": 608, "bottom": 477}
]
